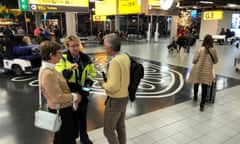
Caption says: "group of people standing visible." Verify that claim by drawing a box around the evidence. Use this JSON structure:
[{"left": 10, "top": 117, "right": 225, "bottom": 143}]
[
  {"left": 39, "top": 33, "right": 129, "bottom": 144},
  {"left": 34, "top": 25, "right": 61, "bottom": 44},
  {"left": 38, "top": 31, "right": 219, "bottom": 144}
]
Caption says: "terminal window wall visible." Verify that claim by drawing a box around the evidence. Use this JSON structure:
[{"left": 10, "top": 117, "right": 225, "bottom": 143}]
[
  {"left": 231, "top": 13, "right": 240, "bottom": 37},
  {"left": 119, "top": 15, "right": 144, "bottom": 35},
  {"left": 77, "top": 14, "right": 91, "bottom": 36}
]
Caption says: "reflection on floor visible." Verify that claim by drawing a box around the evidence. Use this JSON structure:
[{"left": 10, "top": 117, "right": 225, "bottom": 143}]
[{"left": 0, "top": 49, "right": 240, "bottom": 143}]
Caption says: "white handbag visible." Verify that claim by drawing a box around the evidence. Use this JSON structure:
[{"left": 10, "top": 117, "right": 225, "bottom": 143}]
[
  {"left": 34, "top": 109, "right": 61, "bottom": 132},
  {"left": 34, "top": 67, "right": 62, "bottom": 132}
]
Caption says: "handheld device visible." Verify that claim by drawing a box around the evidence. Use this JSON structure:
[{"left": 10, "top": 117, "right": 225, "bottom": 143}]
[
  {"left": 82, "top": 87, "right": 91, "bottom": 92},
  {"left": 102, "top": 72, "right": 107, "bottom": 82}
]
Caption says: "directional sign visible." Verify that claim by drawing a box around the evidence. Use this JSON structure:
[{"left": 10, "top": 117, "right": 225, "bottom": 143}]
[
  {"left": 19, "top": 0, "right": 29, "bottom": 11},
  {"left": 203, "top": 11, "right": 223, "bottom": 20}
]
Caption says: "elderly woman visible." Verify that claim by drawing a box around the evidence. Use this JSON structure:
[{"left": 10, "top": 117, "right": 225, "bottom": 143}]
[
  {"left": 39, "top": 41, "right": 81, "bottom": 144},
  {"left": 188, "top": 34, "right": 218, "bottom": 111}
]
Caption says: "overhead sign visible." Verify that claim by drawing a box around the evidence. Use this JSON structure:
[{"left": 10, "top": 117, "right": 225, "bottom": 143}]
[
  {"left": 28, "top": 0, "right": 89, "bottom": 12},
  {"left": 148, "top": 0, "right": 159, "bottom": 6},
  {"left": 95, "top": 0, "right": 116, "bottom": 16},
  {"left": 203, "top": 11, "right": 223, "bottom": 20},
  {"left": 93, "top": 15, "right": 107, "bottom": 21},
  {"left": 119, "top": 0, "right": 141, "bottom": 14},
  {"left": 19, "top": 0, "right": 29, "bottom": 11},
  {"left": 95, "top": 0, "right": 142, "bottom": 16}
]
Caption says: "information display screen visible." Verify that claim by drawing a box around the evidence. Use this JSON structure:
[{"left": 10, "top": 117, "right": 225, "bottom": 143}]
[{"left": 28, "top": 0, "right": 89, "bottom": 12}]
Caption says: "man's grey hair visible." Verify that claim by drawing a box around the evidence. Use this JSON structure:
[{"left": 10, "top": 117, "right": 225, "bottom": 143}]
[{"left": 103, "top": 33, "right": 121, "bottom": 52}]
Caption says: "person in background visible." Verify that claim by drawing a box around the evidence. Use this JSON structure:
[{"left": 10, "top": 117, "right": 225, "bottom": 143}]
[
  {"left": 43, "top": 27, "right": 51, "bottom": 40},
  {"left": 177, "top": 26, "right": 188, "bottom": 52},
  {"left": 219, "top": 28, "right": 225, "bottom": 35},
  {"left": 54, "top": 25, "right": 61, "bottom": 43},
  {"left": 187, "top": 34, "right": 218, "bottom": 111},
  {"left": 34, "top": 26, "right": 40, "bottom": 37},
  {"left": 225, "top": 28, "right": 232, "bottom": 39},
  {"left": 3, "top": 26, "right": 13, "bottom": 37},
  {"left": 22, "top": 36, "right": 32, "bottom": 45},
  {"left": 99, "top": 33, "right": 130, "bottom": 144},
  {"left": 55, "top": 35, "right": 96, "bottom": 144},
  {"left": 167, "top": 36, "right": 178, "bottom": 53},
  {"left": 16, "top": 26, "right": 25, "bottom": 35},
  {"left": 39, "top": 41, "right": 81, "bottom": 144}
]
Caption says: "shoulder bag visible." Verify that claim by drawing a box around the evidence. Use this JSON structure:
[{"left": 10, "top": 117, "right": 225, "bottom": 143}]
[{"left": 206, "top": 48, "right": 216, "bottom": 79}]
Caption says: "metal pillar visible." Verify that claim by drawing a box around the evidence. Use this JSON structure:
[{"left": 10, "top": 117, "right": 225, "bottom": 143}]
[
  {"left": 154, "top": 23, "right": 159, "bottom": 42},
  {"left": 24, "top": 12, "right": 29, "bottom": 35},
  {"left": 34, "top": 13, "right": 42, "bottom": 28},
  {"left": 65, "top": 12, "right": 77, "bottom": 36},
  {"left": 90, "top": 11, "right": 93, "bottom": 35},
  {"left": 115, "top": 15, "right": 120, "bottom": 32},
  {"left": 147, "top": 23, "right": 151, "bottom": 42},
  {"left": 147, "top": 15, "right": 153, "bottom": 42}
]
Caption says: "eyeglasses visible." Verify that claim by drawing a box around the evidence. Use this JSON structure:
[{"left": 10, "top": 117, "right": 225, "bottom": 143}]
[{"left": 69, "top": 44, "right": 80, "bottom": 48}]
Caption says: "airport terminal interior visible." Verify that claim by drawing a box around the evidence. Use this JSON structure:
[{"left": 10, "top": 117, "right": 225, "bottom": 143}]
[
  {"left": 1, "top": 39, "right": 240, "bottom": 144},
  {"left": 1, "top": 0, "right": 240, "bottom": 144}
]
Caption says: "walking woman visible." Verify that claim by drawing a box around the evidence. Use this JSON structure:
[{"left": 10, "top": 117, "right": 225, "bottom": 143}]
[{"left": 187, "top": 34, "right": 218, "bottom": 111}]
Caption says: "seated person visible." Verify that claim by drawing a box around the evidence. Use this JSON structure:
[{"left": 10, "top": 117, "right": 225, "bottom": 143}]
[
  {"left": 225, "top": 28, "right": 232, "bottom": 39},
  {"left": 219, "top": 28, "right": 225, "bottom": 35}
]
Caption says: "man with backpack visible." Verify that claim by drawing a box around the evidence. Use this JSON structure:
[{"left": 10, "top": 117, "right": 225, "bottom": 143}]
[{"left": 99, "top": 33, "right": 130, "bottom": 144}]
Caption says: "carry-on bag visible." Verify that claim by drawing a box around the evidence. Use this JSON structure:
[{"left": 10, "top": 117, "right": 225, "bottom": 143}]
[
  {"left": 234, "top": 57, "right": 240, "bottom": 71},
  {"left": 206, "top": 80, "right": 216, "bottom": 103}
]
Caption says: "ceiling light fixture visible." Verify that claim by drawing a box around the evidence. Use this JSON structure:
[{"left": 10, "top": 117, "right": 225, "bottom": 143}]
[
  {"left": 159, "top": 0, "right": 174, "bottom": 10},
  {"left": 199, "top": 1, "right": 214, "bottom": 4},
  {"left": 192, "top": 6, "right": 198, "bottom": 9},
  {"left": 227, "top": 3, "right": 237, "bottom": 7}
]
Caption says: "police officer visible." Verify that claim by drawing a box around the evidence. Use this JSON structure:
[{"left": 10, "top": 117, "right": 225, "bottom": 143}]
[{"left": 55, "top": 35, "right": 96, "bottom": 144}]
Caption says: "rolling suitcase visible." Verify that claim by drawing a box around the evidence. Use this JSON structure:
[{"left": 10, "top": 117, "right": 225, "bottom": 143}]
[
  {"left": 206, "top": 80, "right": 216, "bottom": 103},
  {"left": 234, "top": 57, "right": 240, "bottom": 72}
]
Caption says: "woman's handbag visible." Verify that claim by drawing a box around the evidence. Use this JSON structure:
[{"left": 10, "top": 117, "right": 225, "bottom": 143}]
[
  {"left": 34, "top": 108, "right": 61, "bottom": 132},
  {"left": 34, "top": 68, "right": 62, "bottom": 132}
]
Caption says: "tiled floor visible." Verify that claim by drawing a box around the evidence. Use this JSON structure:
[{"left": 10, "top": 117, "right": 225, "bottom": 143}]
[
  {"left": 88, "top": 85, "right": 240, "bottom": 144},
  {"left": 83, "top": 39, "right": 240, "bottom": 144}
]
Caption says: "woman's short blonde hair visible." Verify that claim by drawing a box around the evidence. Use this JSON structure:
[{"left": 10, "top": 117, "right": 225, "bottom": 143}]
[{"left": 64, "top": 35, "right": 83, "bottom": 52}]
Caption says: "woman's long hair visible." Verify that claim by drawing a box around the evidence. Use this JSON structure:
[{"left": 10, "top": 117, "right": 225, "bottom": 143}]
[{"left": 202, "top": 34, "right": 213, "bottom": 49}]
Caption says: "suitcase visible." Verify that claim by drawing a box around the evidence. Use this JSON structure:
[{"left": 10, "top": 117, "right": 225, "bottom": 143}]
[
  {"left": 234, "top": 57, "right": 240, "bottom": 72},
  {"left": 206, "top": 80, "right": 216, "bottom": 103}
]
